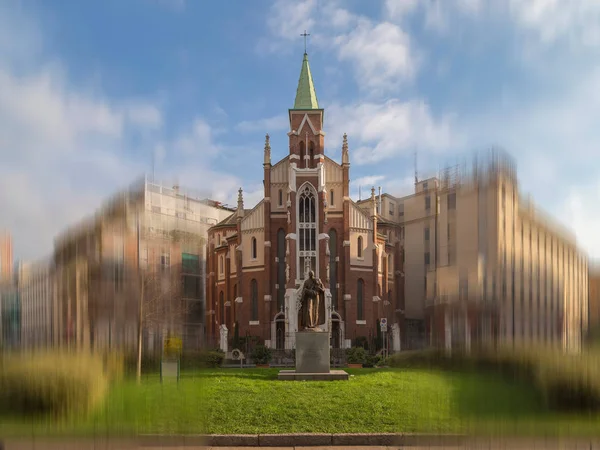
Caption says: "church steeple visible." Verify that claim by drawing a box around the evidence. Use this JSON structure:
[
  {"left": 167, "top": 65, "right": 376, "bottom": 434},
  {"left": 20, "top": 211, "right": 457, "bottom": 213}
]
[{"left": 293, "top": 53, "right": 319, "bottom": 110}]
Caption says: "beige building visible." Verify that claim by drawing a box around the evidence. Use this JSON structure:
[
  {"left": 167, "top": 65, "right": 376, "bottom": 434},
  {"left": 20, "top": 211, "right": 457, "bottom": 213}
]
[
  {"left": 53, "top": 176, "right": 233, "bottom": 354},
  {"left": 18, "top": 259, "right": 54, "bottom": 349},
  {"left": 363, "top": 149, "right": 589, "bottom": 352}
]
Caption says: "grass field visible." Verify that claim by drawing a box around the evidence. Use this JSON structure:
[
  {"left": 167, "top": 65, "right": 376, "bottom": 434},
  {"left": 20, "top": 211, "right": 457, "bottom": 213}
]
[{"left": 1, "top": 368, "right": 599, "bottom": 437}]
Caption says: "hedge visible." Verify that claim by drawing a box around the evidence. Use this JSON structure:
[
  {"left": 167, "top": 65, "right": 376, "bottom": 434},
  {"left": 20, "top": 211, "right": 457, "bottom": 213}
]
[
  {"left": 390, "top": 346, "right": 600, "bottom": 412},
  {"left": 0, "top": 352, "right": 109, "bottom": 418}
]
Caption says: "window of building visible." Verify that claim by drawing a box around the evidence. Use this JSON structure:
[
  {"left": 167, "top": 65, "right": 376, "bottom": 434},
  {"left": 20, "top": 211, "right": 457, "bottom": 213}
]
[
  {"left": 424, "top": 227, "right": 430, "bottom": 241},
  {"left": 299, "top": 141, "right": 305, "bottom": 162},
  {"left": 330, "top": 189, "right": 334, "bottom": 206},
  {"left": 357, "top": 278, "right": 364, "bottom": 320},
  {"left": 277, "top": 228, "right": 286, "bottom": 310},
  {"left": 357, "top": 236, "right": 363, "bottom": 259},
  {"left": 278, "top": 189, "right": 283, "bottom": 207},
  {"left": 329, "top": 229, "right": 338, "bottom": 310},
  {"left": 160, "top": 252, "right": 170, "bottom": 271},
  {"left": 424, "top": 252, "right": 430, "bottom": 266},
  {"left": 388, "top": 254, "right": 393, "bottom": 275},
  {"left": 219, "top": 291, "right": 224, "bottom": 324},
  {"left": 218, "top": 255, "right": 224, "bottom": 274},
  {"left": 152, "top": 206, "right": 161, "bottom": 214},
  {"left": 389, "top": 202, "right": 395, "bottom": 216},
  {"left": 425, "top": 195, "right": 431, "bottom": 211},
  {"left": 251, "top": 279, "right": 258, "bottom": 321},
  {"left": 423, "top": 182, "right": 428, "bottom": 190},
  {"left": 447, "top": 192, "right": 456, "bottom": 210},
  {"left": 182, "top": 253, "right": 200, "bottom": 273},
  {"left": 399, "top": 203, "right": 404, "bottom": 217},
  {"left": 251, "top": 237, "right": 257, "bottom": 260},
  {"left": 309, "top": 142, "right": 315, "bottom": 167},
  {"left": 298, "top": 185, "right": 317, "bottom": 277}
]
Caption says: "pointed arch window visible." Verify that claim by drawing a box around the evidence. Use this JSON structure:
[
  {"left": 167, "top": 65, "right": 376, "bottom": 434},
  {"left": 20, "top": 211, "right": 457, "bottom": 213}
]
[
  {"left": 330, "top": 189, "right": 334, "bottom": 206},
  {"left": 250, "top": 279, "right": 258, "bottom": 321},
  {"left": 298, "top": 184, "right": 317, "bottom": 279},
  {"left": 299, "top": 141, "right": 305, "bottom": 162},
  {"left": 278, "top": 189, "right": 283, "bottom": 207},
  {"left": 357, "top": 278, "right": 364, "bottom": 320},
  {"left": 309, "top": 141, "right": 315, "bottom": 167},
  {"left": 329, "top": 228, "right": 338, "bottom": 310},
  {"left": 251, "top": 237, "right": 257, "bottom": 260},
  {"left": 357, "top": 236, "right": 363, "bottom": 259},
  {"left": 277, "top": 228, "right": 286, "bottom": 310},
  {"left": 219, "top": 291, "right": 224, "bottom": 324}
]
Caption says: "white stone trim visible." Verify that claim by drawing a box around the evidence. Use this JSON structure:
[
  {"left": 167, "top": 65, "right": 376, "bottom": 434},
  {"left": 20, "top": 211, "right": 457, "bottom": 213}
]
[
  {"left": 224, "top": 301, "right": 231, "bottom": 307},
  {"left": 249, "top": 321, "right": 260, "bottom": 326},
  {"left": 264, "top": 241, "right": 271, "bottom": 247},
  {"left": 264, "top": 295, "right": 272, "bottom": 302},
  {"left": 235, "top": 297, "right": 243, "bottom": 303},
  {"left": 317, "top": 233, "right": 330, "bottom": 240},
  {"left": 343, "top": 240, "right": 351, "bottom": 247},
  {"left": 264, "top": 197, "right": 271, "bottom": 202},
  {"left": 356, "top": 320, "right": 367, "bottom": 325},
  {"left": 372, "top": 296, "right": 381, "bottom": 303},
  {"left": 343, "top": 294, "right": 351, "bottom": 301},
  {"left": 313, "top": 153, "right": 324, "bottom": 159},
  {"left": 286, "top": 233, "right": 297, "bottom": 240},
  {"left": 289, "top": 154, "right": 300, "bottom": 160}
]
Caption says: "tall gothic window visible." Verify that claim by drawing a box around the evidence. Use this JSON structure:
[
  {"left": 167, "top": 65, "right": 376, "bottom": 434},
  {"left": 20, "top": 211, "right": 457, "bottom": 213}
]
[
  {"left": 329, "top": 228, "right": 338, "bottom": 310},
  {"left": 277, "top": 228, "right": 286, "bottom": 310},
  {"left": 298, "top": 184, "right": 317, "bottom": 279},
  {"left": 251, "top": 279, "right": 258, "bottom": 321},
  {"left": 357, "top": 236, "right": 363, "bottom": 258},
  {"left": 251, "top": 237, "right": 257, "bottom": 259},
  {"left": 309, "top": 141, "right": 315, "bottom": 168},
  {"left": 299, "top": 141, "right": 305, "bottom": 163},
  {"left": 219, "top": 291, "right": 224, "bottom": 324},
  {"left": 357, "top": 278, "right": 364, "bottom": 320}
]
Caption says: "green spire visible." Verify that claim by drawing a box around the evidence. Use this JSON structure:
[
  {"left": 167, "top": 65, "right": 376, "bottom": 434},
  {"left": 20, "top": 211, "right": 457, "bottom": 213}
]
[{"left": 293, "top": 53, "right": 319, "bottom": 110}]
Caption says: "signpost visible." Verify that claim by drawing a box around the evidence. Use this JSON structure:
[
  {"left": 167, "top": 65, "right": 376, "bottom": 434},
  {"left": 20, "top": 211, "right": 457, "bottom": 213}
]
[
  {"left": 380, "top": 318, "right": 388, "bottom": 359},
  {"left": 161, "top": 336, "right": 182, "bottom": 384}
]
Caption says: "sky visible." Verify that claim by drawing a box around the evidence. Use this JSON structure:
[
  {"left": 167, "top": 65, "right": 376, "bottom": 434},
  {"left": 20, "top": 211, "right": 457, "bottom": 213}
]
[{"left": 1, "top": 0, "right": 600, "bottom": 262}]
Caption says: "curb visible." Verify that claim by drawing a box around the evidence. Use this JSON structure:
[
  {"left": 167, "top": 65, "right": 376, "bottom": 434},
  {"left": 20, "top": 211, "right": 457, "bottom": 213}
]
[{"left": 138, "top": 433, "right": 468, "bottom": 447}]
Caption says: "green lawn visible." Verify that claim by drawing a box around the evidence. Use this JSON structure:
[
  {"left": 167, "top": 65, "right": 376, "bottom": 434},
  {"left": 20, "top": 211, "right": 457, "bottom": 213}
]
[{"left": 1, "top": 368, "right": 600, "bottom": 437}]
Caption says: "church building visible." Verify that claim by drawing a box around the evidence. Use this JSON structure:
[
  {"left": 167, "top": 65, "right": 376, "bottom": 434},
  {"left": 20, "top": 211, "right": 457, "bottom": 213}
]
[{"left": 205, "top": 52, "right": 405, "bottom": 351}]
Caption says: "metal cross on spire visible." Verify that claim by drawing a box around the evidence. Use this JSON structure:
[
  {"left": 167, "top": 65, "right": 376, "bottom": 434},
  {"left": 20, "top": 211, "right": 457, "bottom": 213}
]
[{"left": 300, "top": 30, "right": 310, "bottom": 54}]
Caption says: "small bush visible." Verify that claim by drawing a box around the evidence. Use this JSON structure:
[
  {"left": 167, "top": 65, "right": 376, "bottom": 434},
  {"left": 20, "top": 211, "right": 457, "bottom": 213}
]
[
  {"left": 250, "top": 345, "right": 272, "bottom": 365},
  {"left": 346, "top": 346, "right": 367, "bottom": 364},
  {"left": 389, "top": 346, "right": 600, "bottom": 413},
  {"left": 0, "top": 352, "right": 108, "bottom": 418}
]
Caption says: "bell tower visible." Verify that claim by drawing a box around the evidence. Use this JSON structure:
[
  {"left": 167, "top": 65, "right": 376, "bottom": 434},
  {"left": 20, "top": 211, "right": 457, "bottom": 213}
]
[{"left": 288, "top": 52, "right": 325, "bottom": 169}]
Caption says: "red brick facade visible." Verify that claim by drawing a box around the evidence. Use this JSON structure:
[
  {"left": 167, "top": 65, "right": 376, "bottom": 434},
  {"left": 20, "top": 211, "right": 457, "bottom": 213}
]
[{"left": 205, "top": 55, "right": 405, "bottom": 349}]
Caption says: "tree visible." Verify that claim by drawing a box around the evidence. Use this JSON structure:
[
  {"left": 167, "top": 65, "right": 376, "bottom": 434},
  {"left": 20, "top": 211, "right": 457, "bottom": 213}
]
[{"left": 136, "top": 265, "right": 188, "bottom": 383}]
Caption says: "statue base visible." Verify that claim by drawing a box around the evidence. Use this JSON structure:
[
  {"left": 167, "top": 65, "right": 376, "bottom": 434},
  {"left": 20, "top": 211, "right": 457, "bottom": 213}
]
[{"left": 278, "top": 331, "right": 349, "bottom": 381}]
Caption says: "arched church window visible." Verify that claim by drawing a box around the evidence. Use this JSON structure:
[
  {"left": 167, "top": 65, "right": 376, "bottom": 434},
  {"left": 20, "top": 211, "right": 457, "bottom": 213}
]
[
  {"left": 251, "top": 279, "right": 258, "bottom": 321},
  {"left": 357, "top": 278, "right": 364, "bottom": 320},
  {"left": 330, "top": 189, "right": 334, "bottom": 206},
  {"left": 219, "top": 291, "right": 224, "bottom": 324},
  {"left": 298, "top": 184, "right": 317, "bottom": 278},
  {"left": 277, "top": 228, "right": 286, "bottom": 310},
  {"left": 388, "top": 253, "right": 393, "bottom": 274},
  {"left": 309, "top": 141, "right": 315, "bottom": 167},
  {"left": 251, "top": 237, "right": 257, "bottom": 260},
  {"left": 278, "top": 189, "right": 283, "bottom": 207},
  {"left": 357, "top": 236, "right": 363, "bottom": 258},
  {"left": 329, "top": 228, "right": 338, "bottom": 310},
  {"left": 299, "top": 141, "right": 305, "bottom": 163}
]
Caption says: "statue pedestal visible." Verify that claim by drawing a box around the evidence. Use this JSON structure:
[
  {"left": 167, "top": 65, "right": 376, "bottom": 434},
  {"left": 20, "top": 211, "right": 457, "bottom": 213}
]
[{"left": 278, "top": 331, "right": 349, "bottom": 381}]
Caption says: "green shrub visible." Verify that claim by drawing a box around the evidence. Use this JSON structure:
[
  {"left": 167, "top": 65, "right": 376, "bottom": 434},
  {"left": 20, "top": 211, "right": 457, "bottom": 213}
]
[
  {"left": 346, "top": 346, "right": 367, "bottom": 364},
  {"left": 0, "top": 352, "right": 108, "bottom": 418},
  {"left": 102, "top": 351, "right": 125, "bottom": 382},
  {"left": 250, "top": 345, "right": 272, "bottom": 365},
  {"left": 389, "top": 346, "right": 600, "bottom": 413}
]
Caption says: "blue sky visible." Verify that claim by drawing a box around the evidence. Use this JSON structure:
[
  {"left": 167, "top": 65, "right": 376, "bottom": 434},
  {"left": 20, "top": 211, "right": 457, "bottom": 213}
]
[{"left": 1, "top": 0, "right": 600, "bottom": 261}]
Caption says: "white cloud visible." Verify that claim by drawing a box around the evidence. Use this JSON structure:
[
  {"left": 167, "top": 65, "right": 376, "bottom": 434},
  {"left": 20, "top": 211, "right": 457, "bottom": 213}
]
[
  {"left": 562, "top": 182, "right": 600, "bottom": 259},
  {"left": 236, "top": 115, "right": 288, "bottom": 133},
  {"left": 334, "top": 19, "right": 416, "bottom": 92},
  {"left": 508, "top": 0, "right": 600, "bottom": 47},
  {"left": 125, "top": 103, "right": 163, "bottom": 129},
  {"left": 327, "top": 99, "right": 459, "bottom": 164},
  {"left": 262, "top": 0, "right": 317, "bottom": 53}
]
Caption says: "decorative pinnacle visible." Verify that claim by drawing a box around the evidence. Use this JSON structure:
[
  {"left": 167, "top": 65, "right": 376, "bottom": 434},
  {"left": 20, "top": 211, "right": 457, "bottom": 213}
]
[
  {"left": 264, "top": 133, "right": 271, "bottom": 164},
  {"left": 237, "top": 187, "right": 244, "bottom": 210},
  {"left": 342, "top": 133, "right": 349, "bottom": 164}
]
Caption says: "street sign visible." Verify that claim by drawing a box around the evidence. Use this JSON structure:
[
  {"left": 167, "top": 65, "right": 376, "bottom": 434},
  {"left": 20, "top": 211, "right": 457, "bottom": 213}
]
[{"left": 380, "top": 318, "right": 387, "bottom": 332}]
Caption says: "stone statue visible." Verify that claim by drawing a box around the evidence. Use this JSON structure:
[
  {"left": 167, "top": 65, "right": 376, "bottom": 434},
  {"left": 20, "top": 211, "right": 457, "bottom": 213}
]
[{"left": 298, "top": 270, "right": 326, "bottom": 331}]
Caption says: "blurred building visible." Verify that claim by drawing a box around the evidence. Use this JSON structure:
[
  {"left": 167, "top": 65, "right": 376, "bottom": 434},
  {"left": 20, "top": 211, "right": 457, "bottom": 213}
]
[
  {"left": 589, "top": 264, "right": 600, "bottom": 331},
  {"left": 18, "top": 258, "right": 54, "bottom": 350},
  {"left": 0, "top": 231, "right": 13, "bottom": 284},
  {"left": 205, "top": 52, "right": 405, "bottom": 353},
  {"left": 0, "top": 281, "right": 20, "bottom": 350},
  {"left": 369, "top": 149, "right": 589, "bottom": 353},
  {"left": 53, "top": 176, "right": 233, "bottom": 354}
]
